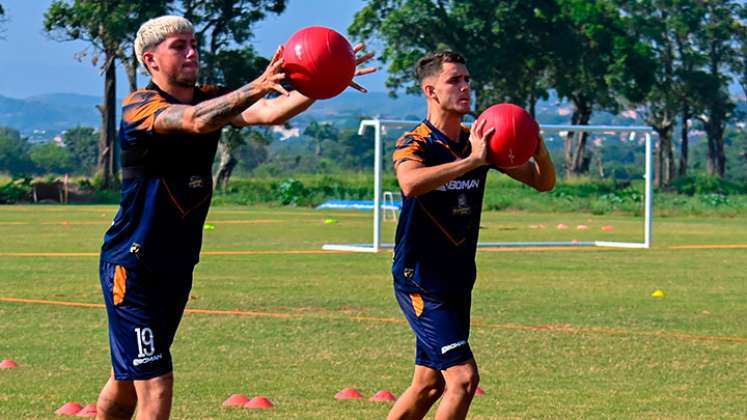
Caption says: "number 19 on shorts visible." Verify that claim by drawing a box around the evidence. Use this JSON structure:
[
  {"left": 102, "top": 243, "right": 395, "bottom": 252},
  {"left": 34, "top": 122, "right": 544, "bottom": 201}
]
[{"left": 134, "top": 327, "right": 155, "bottom": 357}]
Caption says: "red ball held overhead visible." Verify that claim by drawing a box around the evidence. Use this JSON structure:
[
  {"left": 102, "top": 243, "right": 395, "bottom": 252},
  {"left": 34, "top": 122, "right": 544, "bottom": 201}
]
[
  {"left": 283, "top": 26, "right": 356, "bottom": 99},
  {"left": 475, "top": 103, "right": 539, "bottom": 169}
]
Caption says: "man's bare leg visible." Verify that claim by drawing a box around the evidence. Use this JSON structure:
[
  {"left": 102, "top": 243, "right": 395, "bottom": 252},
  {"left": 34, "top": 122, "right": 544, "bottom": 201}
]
[
  {"left": 434, "top": 359, "right": 479, "bottom": 420},
  {"left": 388, "top": 365, "right": 445, "bottom": 420},
  {"left": 96, "top": 370, "right": 137, "bottom": 420},
  {"left": 132, "top": 372, "right": 174, "bottom": 420}
]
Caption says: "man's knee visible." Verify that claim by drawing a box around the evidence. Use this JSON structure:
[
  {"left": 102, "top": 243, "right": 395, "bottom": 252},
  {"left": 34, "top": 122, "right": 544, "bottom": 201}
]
[
  {"left": 445, "top": 364, "right": 479, "bottom": 395},
  {"left": 97, "top": 398, "right": 136, "bottom": 420},
  {"left": 136, "top": 372, "right": 174, "bottom": 405},
  {"left": 412, "top": 379, "right": 446, "bottom": 402}
]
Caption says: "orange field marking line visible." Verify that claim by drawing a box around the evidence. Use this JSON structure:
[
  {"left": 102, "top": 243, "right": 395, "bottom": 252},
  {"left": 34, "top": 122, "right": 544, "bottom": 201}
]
[
  {"left": 0, "top": 252, "right": 99, "bottom": 257},
  {"left": 669, "top": 244, "right": 747, "bottom": 250},
  {"left": 0, "top": 297, "right": 290, "bottom": 318},
  {"left": 3, "top": 297, "right": 745, "bottom": 345}
]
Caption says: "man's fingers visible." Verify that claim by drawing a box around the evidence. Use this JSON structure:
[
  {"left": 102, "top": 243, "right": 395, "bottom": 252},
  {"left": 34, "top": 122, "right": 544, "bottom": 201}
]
[
  {"left": 354, "top": 66, "right": 377, "bottom": 77},
  {"left": 483, "top": 127, "right": 495, "bottom": 141},
  {"left": 272, "top": 45, "right": 284, "bottom": 61},
  {"left": 272, "top": 83, "right": 290, "bottom": 96},
  {"left": 472, "top": 118, "right": 487, "bottom": 136},
  {"left": 352, "top": 42, "right": 364, "bottom": 53},
  {"left": 349, "top": 80, "right": 368, "bottom": 93},
  {"left": 356, "top": 51, "right": 375, "bottom": 66}
]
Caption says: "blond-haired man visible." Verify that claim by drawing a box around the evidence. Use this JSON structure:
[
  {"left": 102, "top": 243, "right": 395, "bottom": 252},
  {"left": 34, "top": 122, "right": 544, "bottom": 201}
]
[{"left": 96, "top": 15, "right": 373, "bottom": 419}]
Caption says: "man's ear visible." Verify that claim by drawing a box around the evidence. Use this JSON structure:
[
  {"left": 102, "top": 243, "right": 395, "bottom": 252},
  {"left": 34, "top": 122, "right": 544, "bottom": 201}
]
[
  {"left": 143, "top": 51, "right": 157, "bottom": 72},
  {"left": 422, "top": 83, "right": 435, "bottom": 99}
]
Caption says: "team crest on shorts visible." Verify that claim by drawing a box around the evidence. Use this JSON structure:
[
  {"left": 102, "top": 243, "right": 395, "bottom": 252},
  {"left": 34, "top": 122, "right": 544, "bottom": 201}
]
[
  {"left": 452, "top": 193, "right": 471, "bottom": 216},
  {"left": 188, "top": 176, "right": 204, "bottom": 189}
]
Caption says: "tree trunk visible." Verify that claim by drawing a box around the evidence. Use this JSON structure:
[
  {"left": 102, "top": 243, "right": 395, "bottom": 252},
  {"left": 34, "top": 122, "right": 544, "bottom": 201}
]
[
  {"left": 565, "top": 102, "right": 592, "bottom": 176},
  {"left": 214, "top": 128, "right": 241, "bottom": 191},
  {"left": 704, "top": 109, "right": 726, "bottom": 178},
  {"left": 654, "top": 123, "right": 674, "bottom": 189},
  {"left": 124, "top": 49, "right": 138, "bottom": 92},
  {"left": 97, "top": 53, "right": 118, "bottom": 189},
  {"left": 678, "top": 107, "right": 689, "bottom": 178}
]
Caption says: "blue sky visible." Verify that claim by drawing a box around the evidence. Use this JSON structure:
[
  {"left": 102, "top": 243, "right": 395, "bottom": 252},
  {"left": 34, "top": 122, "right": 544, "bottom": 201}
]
[{"left": 0, "top": 0, "right": 387, "bottom": 98}]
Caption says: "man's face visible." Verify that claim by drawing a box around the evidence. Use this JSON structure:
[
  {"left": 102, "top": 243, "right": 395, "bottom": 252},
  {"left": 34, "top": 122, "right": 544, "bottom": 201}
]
[
  {"left": 423, "top": 62, "right": 471, "bottom": 115},
  {"left": 145, "top": 32, "right": 199, "bottom": 87}
]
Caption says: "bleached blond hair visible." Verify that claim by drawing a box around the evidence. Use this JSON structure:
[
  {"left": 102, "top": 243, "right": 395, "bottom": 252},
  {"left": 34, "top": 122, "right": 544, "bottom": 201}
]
[{"left": 135, "top": 15, "right": 194, "bottom": 73}]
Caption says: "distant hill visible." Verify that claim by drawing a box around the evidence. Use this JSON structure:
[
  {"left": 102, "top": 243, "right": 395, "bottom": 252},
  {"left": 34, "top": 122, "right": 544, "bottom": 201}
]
[
  {"left": 0, "top": 93, "right": 101, "bottom": 139},
  {"left": 2, "top": 89, "right": 744, "bottom": 141}
]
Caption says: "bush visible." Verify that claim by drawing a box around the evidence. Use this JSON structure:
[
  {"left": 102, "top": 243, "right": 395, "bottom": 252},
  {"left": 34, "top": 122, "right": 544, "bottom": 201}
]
[
  {"left": 671, "top": 175, "right": 745, "bottom": 196},
  {"left": 0, "top": 177, "right": 32, "bottom": 203}
]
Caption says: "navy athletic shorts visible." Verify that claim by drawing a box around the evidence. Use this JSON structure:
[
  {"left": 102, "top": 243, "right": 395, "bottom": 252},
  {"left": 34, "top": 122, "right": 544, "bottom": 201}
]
[
  {"left": 394, "top": 287, "right": 473, "bottom": 370},
  {"left": 99, "top": 260, "right": 192, "bottom": 380}
]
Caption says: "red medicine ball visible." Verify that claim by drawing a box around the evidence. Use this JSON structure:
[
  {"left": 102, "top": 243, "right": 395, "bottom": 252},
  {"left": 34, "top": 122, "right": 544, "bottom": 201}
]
[
  {"left": 283, "top": 26, "right": 356, "bottom": 99},
  {"left": 475, "top": 103, "right": 539, "bottom": 168}
]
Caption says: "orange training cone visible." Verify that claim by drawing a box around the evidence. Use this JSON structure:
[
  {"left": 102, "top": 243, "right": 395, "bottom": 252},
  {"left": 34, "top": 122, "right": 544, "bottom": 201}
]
[
  {"left": 244, "top": 396, "right": 274, "bottom": 409},
  {"left": 54, "top": 402, "right": 83, "bottom": 416},
  {"left": 0, "top": 359, "right": 18, "bottom": 368},
  {"left": 475, "top": 386, "right": 486, "bottom": 396},
  {"left": 369, "top": 390, "right": 397, "bottom": 402},
  {"left": 222, "top": 394, "right": 250, "bottom": 407},
  {"left": 335, "top": 387, "right": 363, "bottom": 400},
  {"left": 75, "top": 404, "right": 96, "bottom": 417}
]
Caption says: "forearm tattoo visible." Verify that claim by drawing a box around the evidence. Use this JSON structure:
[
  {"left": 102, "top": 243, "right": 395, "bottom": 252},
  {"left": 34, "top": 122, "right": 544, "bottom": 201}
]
[
  {"left": 192, "top": 83, "right": 264, "bottom": 132},
  {"left": 157, "top": 82, "right": 264, "bottom": 133}
]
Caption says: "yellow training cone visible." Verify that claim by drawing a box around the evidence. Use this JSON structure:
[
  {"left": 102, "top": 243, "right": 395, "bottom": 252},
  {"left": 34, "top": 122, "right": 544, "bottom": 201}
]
[
  {"left": 651, "top": 289, "right": 666, "bottom": 298},
  {"left": 203, "top": 223, "right": 215, "bottom": 231}
]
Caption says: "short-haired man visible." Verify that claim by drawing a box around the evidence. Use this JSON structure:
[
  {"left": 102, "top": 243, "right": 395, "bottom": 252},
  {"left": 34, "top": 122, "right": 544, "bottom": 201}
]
[
  {"left": 96, "top": 15, "right": 373, "bottom": 419},
  {"left": 388, "top": 51, "right": 556, "bottom": 420}
]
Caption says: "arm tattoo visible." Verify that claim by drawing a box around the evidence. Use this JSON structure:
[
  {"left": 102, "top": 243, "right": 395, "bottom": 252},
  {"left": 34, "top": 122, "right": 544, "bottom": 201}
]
[
  {"left": 157, "top": 106, "right": 188, "bottom": 132},
  {"left": 191, "top": 83, "right": 264, "bottom": 132}
]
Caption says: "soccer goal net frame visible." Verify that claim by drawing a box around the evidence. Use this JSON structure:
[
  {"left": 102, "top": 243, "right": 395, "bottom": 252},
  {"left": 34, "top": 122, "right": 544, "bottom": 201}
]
[{"left": 322, "top": 119, "right": 655, "bottom": 253}]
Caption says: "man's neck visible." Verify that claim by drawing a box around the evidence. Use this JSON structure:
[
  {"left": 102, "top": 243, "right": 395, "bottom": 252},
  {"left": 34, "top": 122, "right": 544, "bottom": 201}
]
[
  {"left": 151, "top": 75, "right": 194, "bottom": 104},
  {"left": 426, "top": 106, "right": 463, "bottom": 143}
]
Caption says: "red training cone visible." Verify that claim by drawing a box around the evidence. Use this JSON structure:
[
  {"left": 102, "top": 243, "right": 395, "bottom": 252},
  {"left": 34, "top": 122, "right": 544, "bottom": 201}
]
[
  {"left": 335, "top": 387, "right": 363, "bottom": 400},
  {"left": 55, "top": 402, "right": 83, "bottom": 416},
  {"left": 0, "top": 359, "right": 18, "bottom": 369},
  {"left": 222, "top": 394, "right": 250, "bottom": 407},
  {"left": 475, "top": 386, "right": 486, "bottom": 396},
  {"left": 369, "top": 390, "right": 397, "bottom": 402},
  {"left": 244, "top": 396, "right": 274, "bottom": 409},
  {"left": 75, "top": 404, "right": 97, "bottom": 417}
]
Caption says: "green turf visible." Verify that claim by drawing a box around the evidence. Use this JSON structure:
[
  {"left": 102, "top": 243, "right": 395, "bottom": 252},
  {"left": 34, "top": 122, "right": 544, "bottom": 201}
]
[{"left": 0, "top": 205, "right": 746, "bottom": 418}]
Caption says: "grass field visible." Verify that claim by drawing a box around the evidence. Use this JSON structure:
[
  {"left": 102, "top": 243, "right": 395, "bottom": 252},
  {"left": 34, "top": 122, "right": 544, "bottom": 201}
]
[{"left": 0, "top": 204, "right": 746, "bottom": 419}]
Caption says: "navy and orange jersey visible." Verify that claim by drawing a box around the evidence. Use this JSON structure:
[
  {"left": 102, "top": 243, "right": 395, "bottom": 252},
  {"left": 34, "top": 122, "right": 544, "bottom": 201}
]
[
  {"left": 392, "top": 120, "right": 495, "bottom": 297},
  {"left": 100, "top": 81, "right": 229, "bottom": 274}
]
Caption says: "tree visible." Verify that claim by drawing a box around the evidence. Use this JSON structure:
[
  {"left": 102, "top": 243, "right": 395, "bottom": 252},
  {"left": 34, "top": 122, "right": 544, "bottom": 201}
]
[
  {"left": 0, "top": 127, "right": 34, "bottom": 176},
  {"left": 119, "top": 2, "right": 171, "bottom": 92},
  {"left": 693, "top": 0, "right": 739, "bottom": 178},
  {"left": 30, "top": 143, "right": 75, "bottom": 175},
  {"left": 303, "top": 121, "right": 340, "bottom": 157},
  {"left": 349, "top": 0, "right": 560, "bottom": 114},
  {"left": 63, "top": 126, "right": 99, "bottom": 175},
  {"left": 551, "top": 0, "right": 654, "bottom": 176},
  {"left": 735, "top": 4, "right": 747, "bottom": 98},
  {"left": 616, "top": 0, "right": 706, "bottom": 188},
  {"left": 176, "top": 0, "right": 287, "bottom": 188},
  {"left": 44, "top": 1, "right": 127, "bottom": 188}
]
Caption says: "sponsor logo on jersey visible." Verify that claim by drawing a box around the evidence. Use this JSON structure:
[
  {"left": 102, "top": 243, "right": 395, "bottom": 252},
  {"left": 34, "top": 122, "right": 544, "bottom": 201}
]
[
  {"left": 436, "top": 179, "right": 480, "bottom": 192},
  {"left": 132, "top": 353, "right": 163, "bottom": 367},
  {"left": 441, "top": 340, "right": 467, "bottom": 354}
]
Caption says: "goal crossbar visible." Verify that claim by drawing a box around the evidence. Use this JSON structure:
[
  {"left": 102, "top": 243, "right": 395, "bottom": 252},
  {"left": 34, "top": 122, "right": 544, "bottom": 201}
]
[{"left": 322, "top": 119, "right": 654, "bottom": 253}]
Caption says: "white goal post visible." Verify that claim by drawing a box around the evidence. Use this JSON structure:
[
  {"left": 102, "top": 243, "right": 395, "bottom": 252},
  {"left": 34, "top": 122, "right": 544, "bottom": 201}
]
[{"left": 322, "top": 119, "right": 655, "bottom": 253}]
